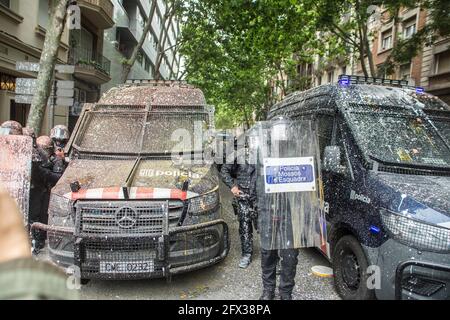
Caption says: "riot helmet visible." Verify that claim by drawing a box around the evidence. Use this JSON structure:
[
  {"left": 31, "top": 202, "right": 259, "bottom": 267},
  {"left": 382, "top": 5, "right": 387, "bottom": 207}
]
[
  {"left": 50, "top": 125, "right": 70, "bottom": 147},
  {"left": 0, "top": 120, "right": 23, "bottom": 136},
  {"left": 36, "top": 135, "right": 54, "bottom": 157}
]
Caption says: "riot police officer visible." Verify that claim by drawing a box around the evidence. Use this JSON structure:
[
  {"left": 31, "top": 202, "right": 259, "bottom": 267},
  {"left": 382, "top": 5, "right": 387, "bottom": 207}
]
[
  {"left": 50, "top": 125, "right": 70, "bottom": 150},
  {"left": 29, "top": 136, "right": 64, "bottom": 252},
  {"left": 221, "top": 140, "right": 256, "bottom": 269},
  {"left": 251, "top": 117, "right": 301, "bottom": 300},
  {"left": 50, "top": 125, "right": 69, "bottom": 174}
]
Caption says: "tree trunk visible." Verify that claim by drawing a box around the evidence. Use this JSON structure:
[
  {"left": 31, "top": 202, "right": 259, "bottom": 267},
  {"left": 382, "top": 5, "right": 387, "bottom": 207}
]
[
  {"left": 27, "top": 0, "right": 69, "bottom": 134},
  {"left": 357, "top": 27, "right": 369, "bottom": 77},
  {"left": 120, "top": 0, "right": 157, "bottom": 83},
  {"left": 362, "top": 23, "right": 376, "bottom": 77},
  {"left": 154, "top": 4, "right": 175, "bottom": 81}
]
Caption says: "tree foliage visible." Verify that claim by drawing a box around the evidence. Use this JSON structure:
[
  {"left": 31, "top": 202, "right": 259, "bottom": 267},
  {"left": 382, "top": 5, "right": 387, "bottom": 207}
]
[
  {"left": 177, "top": 0, "right": 324, "bottom": 128},
  {"left": 178, "top": 0, "right": 449, "bottom": 128}
]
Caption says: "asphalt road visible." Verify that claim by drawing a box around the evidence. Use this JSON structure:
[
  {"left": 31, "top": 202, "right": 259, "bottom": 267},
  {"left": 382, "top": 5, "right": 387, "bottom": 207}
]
[{"left": 39, "top": 182, "right": 340, "bottom": 300}]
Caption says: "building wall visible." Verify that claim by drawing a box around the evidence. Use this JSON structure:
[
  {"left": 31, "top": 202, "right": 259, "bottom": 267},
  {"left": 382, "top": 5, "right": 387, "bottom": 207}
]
[
  {"left": 294, "top": 5, "right": 450, "bottom": 106},
  {"left": 0, "top": 0, "right": 70, "bottom": 135}
]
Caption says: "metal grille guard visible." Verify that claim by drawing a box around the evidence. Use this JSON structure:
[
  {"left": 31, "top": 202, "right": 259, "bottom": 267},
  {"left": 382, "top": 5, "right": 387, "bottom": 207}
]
[{"left": 31, "top": 219, "right": 229, "bottom": 280}]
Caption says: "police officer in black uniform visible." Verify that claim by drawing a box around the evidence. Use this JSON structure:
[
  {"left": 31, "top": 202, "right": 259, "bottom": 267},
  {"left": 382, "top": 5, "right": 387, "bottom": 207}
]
[
  {"left": 29, "top": 136, "right": 64, "bottom": 253},
  {"left": 221, "top": 141, "right": 256, "bottom": 269},
  {"left": 251, "top": 117, "right": 300, "bottom": 300}
]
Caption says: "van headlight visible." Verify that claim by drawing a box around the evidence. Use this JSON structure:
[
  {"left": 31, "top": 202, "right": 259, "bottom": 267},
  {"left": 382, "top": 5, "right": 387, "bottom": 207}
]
[
  {"left": 188, "top": 190, "right": 219, "bottom": 215},
  {"left": 48, "top": 193, "right": 73, "bottom": 217},
  {"left": 380, "top": 209, "right": 450, "bottom": 253}
]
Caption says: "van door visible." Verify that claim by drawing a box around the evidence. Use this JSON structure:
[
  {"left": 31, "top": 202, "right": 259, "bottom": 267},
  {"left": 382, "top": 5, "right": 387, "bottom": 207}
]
[{"left": 321, "top": 118, "right": 355, "bottom": 240}]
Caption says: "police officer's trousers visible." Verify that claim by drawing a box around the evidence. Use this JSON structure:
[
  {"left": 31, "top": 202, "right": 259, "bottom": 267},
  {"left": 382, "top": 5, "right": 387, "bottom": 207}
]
[
  {"left": 261, "top": 248, "right": 299, "bottom": 297},
  {"left": 235, "top": 194, "right": 253, "bottom": 256}
]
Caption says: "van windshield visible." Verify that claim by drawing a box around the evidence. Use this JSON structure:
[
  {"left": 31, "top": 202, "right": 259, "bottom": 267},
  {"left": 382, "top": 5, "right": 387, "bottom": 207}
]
[
  {"left": 348, "top": 112, "right": 450, "bottom": 168},
  {"left": 433, "top": 118, "right": 450, "bottom": 143},
  {"left": 74, "top": 111, "right": 210, "bottom": 154}
]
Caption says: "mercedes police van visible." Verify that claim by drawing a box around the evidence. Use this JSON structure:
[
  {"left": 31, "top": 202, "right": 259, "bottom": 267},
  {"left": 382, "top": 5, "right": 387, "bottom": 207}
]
[
  {"left": 34, "top": 80, "right": 229, "bottom": 282},
  {"left": 269, "top": 75, "right": 450, "bottom": 300}
]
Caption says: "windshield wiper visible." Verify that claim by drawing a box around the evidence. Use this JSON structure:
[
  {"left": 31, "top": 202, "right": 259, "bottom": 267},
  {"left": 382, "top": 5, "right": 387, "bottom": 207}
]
[{"left": 369, "top": 155, "right": 450, "bottom": 172}]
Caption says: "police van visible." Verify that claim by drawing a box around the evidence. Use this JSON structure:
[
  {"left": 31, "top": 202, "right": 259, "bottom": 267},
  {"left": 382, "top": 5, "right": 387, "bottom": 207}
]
[
  {"left": 34, "top": 80, "right": 229, "bottom": 282},
  {"left": 269, "top": 75, "right": 450, "bottom": 300}
]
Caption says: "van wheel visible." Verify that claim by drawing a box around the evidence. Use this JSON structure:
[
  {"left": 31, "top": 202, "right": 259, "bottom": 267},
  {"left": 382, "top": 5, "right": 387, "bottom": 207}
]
[{"left": 332, "top": 235, "right": 375, "bottom": 300}]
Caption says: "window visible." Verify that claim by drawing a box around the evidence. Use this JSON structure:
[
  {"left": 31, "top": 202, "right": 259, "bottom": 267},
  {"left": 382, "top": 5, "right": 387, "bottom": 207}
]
[
  {"left": 327, "top": 71, "right": 334, "bottom": 83},
  {"left": 38, "top": 0, "right": 49, "bottom": 28},
  {"left": 335, "top": 124, "right": 351, "bottom": 175},
  {"left": 137, "top": 8, "right": 145, "bottom": 29},
  {"left": 400, "top": 63, "right": 411, "bottom": 82},
  {"left": 381, "top": 30, "right": 393, "bottom": 50},
  {"left": 317, "top": 114, "right": 334, "bottom": 160},
  {"left": 307, "top": 64, "right": 313, "bottom": 76},
  {"left": 404, "top": 23, "right": 416, "bottom": 39},
  {"left": 0, "top": 0, "right": 10, "bottom": 8},
  {"left": 434, "top": 50, "right": 450, "bottom": 75},
  {"left": 145, "top": 56, "right": 150, "bottom": 72},
  {"left": 137, "top": 50, "right": 144, "bottom": 65},
  {"left": 341, "top": 66, "right": 347, "bottom": 75}
]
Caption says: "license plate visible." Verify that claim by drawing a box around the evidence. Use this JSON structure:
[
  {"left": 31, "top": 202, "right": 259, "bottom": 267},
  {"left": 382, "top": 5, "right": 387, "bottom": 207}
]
[{"left": 99, "top": 261, "right": 154, "bottom": 274}]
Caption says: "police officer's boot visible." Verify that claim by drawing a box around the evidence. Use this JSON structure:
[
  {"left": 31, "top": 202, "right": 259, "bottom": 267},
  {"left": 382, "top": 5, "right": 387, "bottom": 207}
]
[
  {"left": 259, "top": 288, "right": 275, "bottom": 300},
  {"left": 279, "top": 293, "right": 293, "bottom": 300},
  {"left": 239, "top": 254, "right": 252, "bottom": 269}
]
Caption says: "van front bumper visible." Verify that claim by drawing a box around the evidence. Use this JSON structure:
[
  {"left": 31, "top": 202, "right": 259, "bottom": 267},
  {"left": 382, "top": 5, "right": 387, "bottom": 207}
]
[
  {"left": 369, "top": 239, "right": 450, "bottom": 300},
  {"left": 33, "top": 219, "right": 229, "bottom": 280}
]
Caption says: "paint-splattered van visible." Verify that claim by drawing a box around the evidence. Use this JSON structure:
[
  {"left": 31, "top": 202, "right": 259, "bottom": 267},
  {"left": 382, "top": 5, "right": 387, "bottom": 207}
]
[
  {"left": 36, "top": 80, "right": 229, "bottom": 282},
  {"left": 269, "top": 75, "right": 450, "bottom": 300}
]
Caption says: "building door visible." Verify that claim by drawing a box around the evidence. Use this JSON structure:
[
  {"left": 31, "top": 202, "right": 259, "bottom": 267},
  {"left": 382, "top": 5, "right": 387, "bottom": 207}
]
[{"left": 10, "top": 100, "right": 30, "bottom": 127}]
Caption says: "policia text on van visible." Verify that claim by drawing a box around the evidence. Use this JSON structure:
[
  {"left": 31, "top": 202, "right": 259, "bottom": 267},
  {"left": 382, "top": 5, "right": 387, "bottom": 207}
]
[
  {"left": 32, "top": 81, "right": 229, "bottom": 282},
  {"left": 269, "top": 75, "right": 450, "bottom": 300}
]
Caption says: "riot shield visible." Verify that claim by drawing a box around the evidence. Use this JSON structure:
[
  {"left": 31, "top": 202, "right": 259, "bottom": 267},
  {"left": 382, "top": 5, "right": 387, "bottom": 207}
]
[
  {"left": 250, "top": 119, "right": 327, "bottom": 250},
  {"left": 0, "top": 135, "right": 33, "bottom": 226}
]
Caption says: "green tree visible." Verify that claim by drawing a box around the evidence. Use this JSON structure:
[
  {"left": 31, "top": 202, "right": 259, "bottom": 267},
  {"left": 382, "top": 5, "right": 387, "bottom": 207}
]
[{"left": 177, "top": 0, "right": 322, "bottom": 127}]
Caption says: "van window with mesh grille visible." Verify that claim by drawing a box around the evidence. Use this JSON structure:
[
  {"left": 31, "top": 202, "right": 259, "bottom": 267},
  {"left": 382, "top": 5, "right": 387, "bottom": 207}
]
[
  {"left": 142, "top": 113, "right": 209, "bottom": 153},
  {"left": 347, "top": 112, "right": 450, "bottom": 168},
  {"left": 74, "top": 111, "right": 209, "bottom": 154},
  {"left": 75, "top": 113, "right": 145, "bottom": 153}
]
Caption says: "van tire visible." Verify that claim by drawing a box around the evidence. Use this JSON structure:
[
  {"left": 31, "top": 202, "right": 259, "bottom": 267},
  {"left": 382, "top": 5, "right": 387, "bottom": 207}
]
[{"left": 332, "top": 235, "right": 375, "bottom": 300}]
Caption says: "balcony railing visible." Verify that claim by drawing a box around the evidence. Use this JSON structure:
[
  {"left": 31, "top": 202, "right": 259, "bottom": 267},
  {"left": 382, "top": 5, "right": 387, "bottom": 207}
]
[{"left": 69, "top": 47, "right": 111, "bottom": 75}]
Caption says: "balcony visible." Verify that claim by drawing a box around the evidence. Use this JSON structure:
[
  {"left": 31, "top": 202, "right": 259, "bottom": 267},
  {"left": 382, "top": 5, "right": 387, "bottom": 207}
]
[
  {"left": 78, "top": 0, "right": 114, "bottom": 29},
  {"left": 69, "top": 48, "right": 111, "bottom": 85}
]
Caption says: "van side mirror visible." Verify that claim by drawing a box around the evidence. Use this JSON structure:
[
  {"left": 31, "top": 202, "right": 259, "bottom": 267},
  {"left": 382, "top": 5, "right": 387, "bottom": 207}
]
[{"left": 323, "top": 146, "right": 345, "bottom": 173}]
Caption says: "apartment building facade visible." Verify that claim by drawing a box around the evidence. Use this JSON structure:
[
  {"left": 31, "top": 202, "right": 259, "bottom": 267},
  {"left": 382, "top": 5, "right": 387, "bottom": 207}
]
[
  {"left": 0, "top": 0, "right": 181, "bottom": 134},
  {"left": 67, "top": 0, "right": 115, "bottom": 131},
  {"left": 101, "top": 0, "right": 182, "bottom": 93},
  {"left": 0, "top": 0, "right": 70, "bottom": 134},
  {"left": 307, "top": 7, "right": 450, "bottom": 105}
]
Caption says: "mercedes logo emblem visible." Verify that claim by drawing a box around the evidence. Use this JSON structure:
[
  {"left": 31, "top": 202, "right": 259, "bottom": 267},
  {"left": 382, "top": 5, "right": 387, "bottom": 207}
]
[{"left": 115, "top": 207, "right": 139, "bottom": 229}]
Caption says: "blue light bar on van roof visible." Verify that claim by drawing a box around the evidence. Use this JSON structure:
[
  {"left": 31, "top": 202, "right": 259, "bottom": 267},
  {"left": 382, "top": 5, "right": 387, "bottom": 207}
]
[
  {"left": 415, "top": 87, "right": 425, "bottom": 94},
  {"left": 338, "top": 77, "right": 350, "bottom": 86},
  {"left": 338, "top": 75, "right": 409, "bottom": 87}
]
